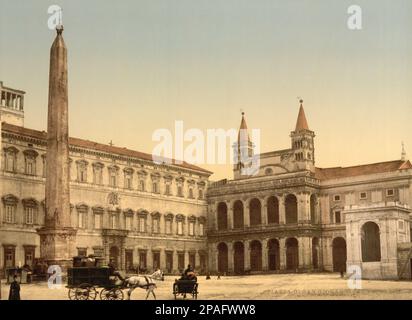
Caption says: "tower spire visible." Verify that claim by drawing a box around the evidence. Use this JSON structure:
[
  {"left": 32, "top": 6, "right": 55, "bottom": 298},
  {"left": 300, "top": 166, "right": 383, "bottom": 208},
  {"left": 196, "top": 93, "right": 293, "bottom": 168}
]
[
  {"left": 401, "top": 142, "right": 407, "bottom": 161},
  {"left": 295, "top": 99, "right": 309, "bottom": 131}
]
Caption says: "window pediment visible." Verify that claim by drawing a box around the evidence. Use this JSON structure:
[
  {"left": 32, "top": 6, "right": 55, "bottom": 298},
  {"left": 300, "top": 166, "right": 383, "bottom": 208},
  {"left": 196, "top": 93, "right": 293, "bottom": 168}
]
[
  {"left": 2, "top": 194, "right": 19, "bottom": 205},
  {"left": 123, "top": 167, "right": 134, "bottom": 174},
  {"left": 22, "top": 198, "right": 39, "bottom": 208},
  {"left": 176, "top": 214, "right": 185, "bottom": 222},
  {"left": 23, "top": 149, "right": 39, "bottom": 158},
  {"left": 151, "top": 211, "right": 161, "bottom": 218},
  {"left": 76, "top": 203, "right": 89, "bottom": 212},
  {"left": 92, "top": 162, "right": 104, "bottom": 169},
  {"left": 92, "top": 205, "right": 104, "bottom": 214},
  {"left": 123, "top": 208, "right": 135, "bottom": 216}
]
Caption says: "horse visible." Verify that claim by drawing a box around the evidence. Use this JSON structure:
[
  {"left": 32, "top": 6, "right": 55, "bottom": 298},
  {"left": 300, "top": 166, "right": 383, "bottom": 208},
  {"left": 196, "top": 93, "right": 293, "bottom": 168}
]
[{"left": 124, "top": 269, "right": 164, "bottom": 300}]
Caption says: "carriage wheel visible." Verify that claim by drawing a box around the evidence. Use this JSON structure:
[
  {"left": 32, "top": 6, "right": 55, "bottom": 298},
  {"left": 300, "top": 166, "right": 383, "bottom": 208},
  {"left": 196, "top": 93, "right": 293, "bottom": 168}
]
[
  {"left": 100, "top": 288, "right": 124, "bottom": 300},
  {"left": 85, "top": 287, "right": 98, "bottom": 300},
  {"left": 68, "top": 285, "right": 95, "bottom": 301}
]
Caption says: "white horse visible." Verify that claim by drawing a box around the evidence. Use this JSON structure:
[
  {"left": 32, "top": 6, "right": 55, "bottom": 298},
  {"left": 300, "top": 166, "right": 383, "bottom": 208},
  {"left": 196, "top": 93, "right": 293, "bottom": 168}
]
[{"left": 124, "top": 269, "right": 164, "bottom": 300}]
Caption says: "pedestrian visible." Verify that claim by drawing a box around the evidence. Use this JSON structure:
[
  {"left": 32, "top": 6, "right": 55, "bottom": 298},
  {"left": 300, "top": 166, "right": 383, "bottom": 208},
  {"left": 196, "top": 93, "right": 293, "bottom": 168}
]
[
  {"left": 340, "top": 266, "right": 345, "bottom": 279},
  {"left": 9, "top": 275, "right": 21, "bottom": 300}
]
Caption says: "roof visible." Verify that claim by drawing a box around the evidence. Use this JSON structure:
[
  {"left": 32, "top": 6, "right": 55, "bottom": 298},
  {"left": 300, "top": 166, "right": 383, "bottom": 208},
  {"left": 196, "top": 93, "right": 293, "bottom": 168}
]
[
  {"left": 315, "top": 160, "right": 412, "bottom": 180},
  {"left": 238, "top": 112, "right": 250, "bottom": 142},
  {"left": 295, "top": 104, "right": 309, "bottom": 131},
  {"left": 2, "top": 122, "right": 212, "bottom": 175}
]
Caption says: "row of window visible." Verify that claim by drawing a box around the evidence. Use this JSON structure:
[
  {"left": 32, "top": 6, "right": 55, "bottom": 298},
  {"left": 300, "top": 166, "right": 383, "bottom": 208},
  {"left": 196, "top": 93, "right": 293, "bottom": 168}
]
[
  {"left": 1, "top": 196, "right": 206, "bottom": 237},
  {"left": 77, "top": 211, "right": 205, "bottom": 237},
  {"left": 333, "top": 189, "right": 396, "bottom": 202},
  {"left": 3, "top": 147, "right": 206, "bottom": 199}
]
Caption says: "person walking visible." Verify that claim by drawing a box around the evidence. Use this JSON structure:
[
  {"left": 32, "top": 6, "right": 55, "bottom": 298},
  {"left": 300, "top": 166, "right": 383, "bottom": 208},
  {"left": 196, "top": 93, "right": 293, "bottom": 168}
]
[{"left": 9, "top": 275, "right": 21, "bottom": 300}]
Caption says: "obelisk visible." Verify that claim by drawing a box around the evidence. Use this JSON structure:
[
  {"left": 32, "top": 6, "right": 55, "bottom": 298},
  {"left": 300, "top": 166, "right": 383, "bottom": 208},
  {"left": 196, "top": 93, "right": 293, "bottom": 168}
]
[{"left": 37, "top": 25, "right": 76, "bottom": 270}]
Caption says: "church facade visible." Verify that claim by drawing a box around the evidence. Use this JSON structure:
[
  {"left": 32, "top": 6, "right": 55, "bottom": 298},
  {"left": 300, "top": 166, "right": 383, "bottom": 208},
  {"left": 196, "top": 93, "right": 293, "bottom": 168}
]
[{"left": 206, "top": 103, "right": 412, "bottom": 280}]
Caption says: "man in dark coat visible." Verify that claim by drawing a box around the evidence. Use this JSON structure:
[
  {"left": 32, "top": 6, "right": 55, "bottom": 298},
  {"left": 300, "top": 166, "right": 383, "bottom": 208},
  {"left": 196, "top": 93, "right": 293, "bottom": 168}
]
[
  {"left": 108, "top": 259, "right": 124, "bottom": 281},
  {"left": 9, "top": 275, "right": 21, "bottom": 300}
]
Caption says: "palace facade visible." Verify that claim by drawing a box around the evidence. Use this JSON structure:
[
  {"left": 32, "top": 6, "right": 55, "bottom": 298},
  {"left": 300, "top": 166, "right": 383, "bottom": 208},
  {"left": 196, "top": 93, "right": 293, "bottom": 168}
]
[{"left": 0, "top": 81, "right": 211, "bottom": 276}]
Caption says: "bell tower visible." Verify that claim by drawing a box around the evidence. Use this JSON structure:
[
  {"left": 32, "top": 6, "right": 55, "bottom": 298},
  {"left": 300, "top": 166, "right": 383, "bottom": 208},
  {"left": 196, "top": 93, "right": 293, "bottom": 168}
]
[
  {"left": 290, "top": 99, "right": 315, "bottom": 171},
  {"left": 233, "top": 112, "right": 255, "bottom": 179}
]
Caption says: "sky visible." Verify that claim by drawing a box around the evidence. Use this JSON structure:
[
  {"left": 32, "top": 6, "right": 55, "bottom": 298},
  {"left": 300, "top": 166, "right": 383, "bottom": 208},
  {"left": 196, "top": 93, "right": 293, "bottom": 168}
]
[{"left": 1, "top": 0, "right": 411, "bottom": 180}]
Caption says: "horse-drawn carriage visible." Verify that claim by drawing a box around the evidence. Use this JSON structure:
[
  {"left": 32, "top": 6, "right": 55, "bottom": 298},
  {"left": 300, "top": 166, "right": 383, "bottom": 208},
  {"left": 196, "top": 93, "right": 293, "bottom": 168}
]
[
  {"left": 173, "top": 272, "right": 198, "bottom": 300},
  {"left": 66, "top": 256, "right": 164, "bottom": 300},
  {"left": 66, "top": 256, "right": 125, "bottom": 300}
]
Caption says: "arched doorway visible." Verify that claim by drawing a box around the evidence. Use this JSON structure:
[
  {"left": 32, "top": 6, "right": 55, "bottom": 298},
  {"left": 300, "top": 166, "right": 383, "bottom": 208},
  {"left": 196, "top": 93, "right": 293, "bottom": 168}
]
[
  {"left": 312, "top": 237, "right": 319, "bottom": 269},
  {"left": 250, "top": 240, "right": 262, "bottom": 271},
  {"left": 233, "top": 241, "right": 244, "bottom": 274},
  {"left": 249, "top": 198, "right": 262, "bottom": 226},
  {"left": 361, "top": 222, "right": 381, "bottom": 262},
  {"left": 286, "top": 238, "right": 299, "bottom": 270},
  {"left": 285, "top": 194, "right": 298, "bottom": 224},
  {"left": 233, "top": 200, "right": 244, "bottom": 229},
  {"left": 109, "top": 246, "right": 120, "bottom": 268},
  {"left": 267, "top": 196, "right": 279, "bottom": 224},
  {"left": 332, "top": 237, "right": 347, "bottom": 272},
  {"left": 268, "top": 239, "right": 280, "bottom": 271},
  {"left": 217, "top": 202, "right": 228, "bottom": 230},
  {"left": 217, "top": 242, "right": 228, "bottom": 273}
]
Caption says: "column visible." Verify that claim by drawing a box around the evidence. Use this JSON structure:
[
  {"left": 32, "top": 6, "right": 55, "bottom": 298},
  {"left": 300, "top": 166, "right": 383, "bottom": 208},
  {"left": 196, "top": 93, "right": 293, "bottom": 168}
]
[
  {"left": 228, "top": 241, "right": 234, "bottom": 273},
  {"left": 147, "top": 249, "right": 153, "bottom": 272},
  {"left": 279, "top": 238, "right": 286, "bottom": 270},
  {"left": 160, "top": 248, "right": 166, "bottom": 270},
  {"left": 262, "top": 239, "right": 268, "bottom": 271},
  {"left": 244, "top": 241, "right": 251, "bottom": 270},
  {"left": 298, "top": 192, "right": 310, "bottom": 224},
  {"left": 195, "top": 251, "right": 201, "bottom": 270},
  {"left": 173, "top": 250, "right": 179, "bottom": 274},
  {"left": 228, "top": 202, "right": 234, "bottom": 230},
  {"left": 262, "top": 199, "right": 268, "bottom": 225},
  {"left": 279, "top": 195, "right": 286, "bottom": 224},
  {"left": 323, "top": 237, "right": 333, "bottom": 271},
  {"left": 244, "top": 201, "right": 250, "bottom": 227},
  {"left": 184, "top": 250, "right": 189, "bottom": 269},
  {"left": 298, "top": 237, "right": 304, "bottom": 269}
]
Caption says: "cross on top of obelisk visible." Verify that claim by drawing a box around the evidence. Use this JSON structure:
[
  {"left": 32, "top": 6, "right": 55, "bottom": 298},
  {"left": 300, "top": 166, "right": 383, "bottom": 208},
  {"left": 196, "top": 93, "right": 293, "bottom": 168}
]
[{"left": 56, "top": 24, "right": 64, "bottom": 35}]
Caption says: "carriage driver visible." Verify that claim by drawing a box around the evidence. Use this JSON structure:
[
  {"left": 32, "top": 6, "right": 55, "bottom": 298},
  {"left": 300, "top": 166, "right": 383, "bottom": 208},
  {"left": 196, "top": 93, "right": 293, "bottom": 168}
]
[
  {"left": 184, "top": 264, "right": 193, "bottom": 276},
  {"left": 108, "top": 259, "right": 125, "bottom": 281}
]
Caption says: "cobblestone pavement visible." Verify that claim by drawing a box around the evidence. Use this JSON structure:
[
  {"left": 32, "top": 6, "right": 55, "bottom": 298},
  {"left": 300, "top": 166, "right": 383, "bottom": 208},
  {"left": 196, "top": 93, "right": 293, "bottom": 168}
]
[{"left": 1, "top": 273, "right": 412, "bottom": 300}]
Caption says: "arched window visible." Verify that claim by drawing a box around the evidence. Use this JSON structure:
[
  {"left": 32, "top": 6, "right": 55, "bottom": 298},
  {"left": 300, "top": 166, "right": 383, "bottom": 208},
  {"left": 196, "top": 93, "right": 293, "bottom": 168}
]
[
  {"left": 361, "top": 222, "right": 381, "bottom": 262},
  {"left": 249, "top": 198, "right": 261, "bottom": 226},
  {"left": 285, "top": 194, "right": 298, "bottom": 224},
  {"left": 217, "top": 202, "right": 228, "bottom": 230},
  {"left": 233, "top": 200, "right": 244, "bottom": 228},
  {"left": 267, "top": 196, "right": 279, "bottom": 224}
]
